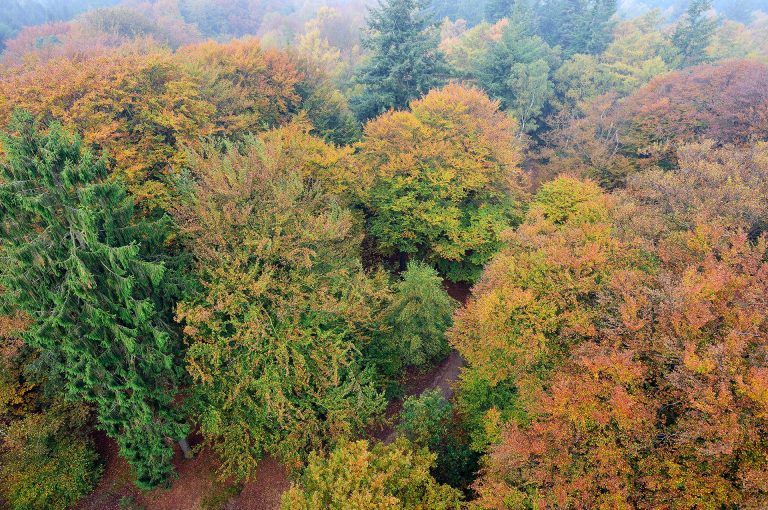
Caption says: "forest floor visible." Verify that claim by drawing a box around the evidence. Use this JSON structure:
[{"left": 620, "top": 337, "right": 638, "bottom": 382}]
[{"left": 79, "top": 282, "right": 470, "bottom": 510}]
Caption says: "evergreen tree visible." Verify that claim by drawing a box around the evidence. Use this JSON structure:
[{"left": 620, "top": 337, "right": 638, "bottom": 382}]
[
  {"left": 380, "top": 262, "right": 457, "bottom": 373},
  {"left": 485, "top": 0, "right": 514, "bottom": 22},
  {"left": 538, "top": 0, "right": 617, "bottom": 55},
  {"left": 351, "top": 0, "right": 449, "bottom": 121},
  {"left": 672, "top": 0, "right": 717, "bottom": 68},
  {"left": 476, "top": 14, "right": 560, "bottom": 134},
  {"left": 0, "top": 112, "right": 187, "bottom": 489}
]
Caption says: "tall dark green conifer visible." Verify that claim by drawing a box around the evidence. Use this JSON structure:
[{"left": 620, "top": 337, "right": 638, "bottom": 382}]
[
  {"left": 352, "top": 0, "right": 449, "bottom": 121},
  {"left": 538, "top": 0, "right": 616, "bottom": 55},
  {"left": 0, "top": 112, "right": 187, "bottom": 489},
  {"left": 485, "top": 0, "right": 514, "bottom": 22},
  {"left": 672, "top": 0, "right": 717, "bottom": 68}
]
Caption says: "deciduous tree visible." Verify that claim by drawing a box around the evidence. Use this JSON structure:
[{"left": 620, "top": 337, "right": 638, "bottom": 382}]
[
  {"left": 175, "top": 125, "right": 388, "bottom": 480},
  {"left": 357, "top": 84, "right": 526, "bottom": 282}
]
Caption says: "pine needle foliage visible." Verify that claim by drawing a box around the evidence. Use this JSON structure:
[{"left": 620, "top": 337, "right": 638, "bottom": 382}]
[{"left": 0, "top": 112, "right": 187, "bottom": 489}]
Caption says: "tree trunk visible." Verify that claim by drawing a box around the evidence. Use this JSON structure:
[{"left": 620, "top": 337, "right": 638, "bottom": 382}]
[
  {"left": 399, "top": 252, "right": 408, "bottom": 272},
  {"left": 178, "top": 437, "right": 193, "bottom": 459}
]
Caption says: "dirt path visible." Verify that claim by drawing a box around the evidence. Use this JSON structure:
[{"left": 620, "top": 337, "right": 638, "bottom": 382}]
[
  {"left": 374, "top": 280, "right": 471, "bottom": 444},
  {"left": 376, "top": 349, "right": 466, "bottom": 444}
]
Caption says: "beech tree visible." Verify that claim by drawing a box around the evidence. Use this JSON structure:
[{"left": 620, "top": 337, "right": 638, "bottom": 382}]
[
  {"left": 0, "top": 113, "right": 187, "bottom": 489},
  {"left": 471, "top": 226, "right": 768, "bottom": 509},
  {"left": 175, "top": 125, "right": 388, "bottom": 480},
  {"left": 357, "top": 84, "right": 526, "bottom": 282},
  {"left": 281, "top": 439, "right": 463, "bottom": 509},
  {"left": 449, "top": 176, "right": 629, "bottom": 450}
]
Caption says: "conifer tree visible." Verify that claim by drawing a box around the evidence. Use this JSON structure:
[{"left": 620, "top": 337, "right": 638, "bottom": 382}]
[
  {"left": 381, "top": 262, "right": 457, "bottom": 372},
  {"left": 0, "top": 112, "right": 187, "bottom": 489},
  {"left": 672, "top": 0, "right": 717, "bottom": 68},
  {"left": 485, "top": 0, "right": 514, "bottom": 22},
  {"left": 351, "top": 0, "right": 449, "bottom": 121},
  {"left": 538, "top": 0, "right": 617, "bottom": 55}
]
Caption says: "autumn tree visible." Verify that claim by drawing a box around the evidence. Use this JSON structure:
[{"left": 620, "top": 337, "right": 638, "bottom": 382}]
[
  {"left": 351, "top": 0, "right": 449, "bottom": 121},
  {"left": 0, "top": 113, "right": 187, "bottom": 489},
  {"left": 174, "top": 124, "right": 389, "bottom": 480},
  {"left": 357, "top": 84, "right": 526, "bottom": 282},
  {"left": 540, "top": 60, "right": 768, "bottom": 187},
  {"left": 281, "top": 439, "right": 464, "bottom": 509},
  {"left": 615, "top": 142, "right": 768, "bottom": 243},
  {"left": 471, "top": 225, "right": 768, "bottom": 509},
  {"left": 1, "top": 401, "right": 101, "bottom": 510},
  {"left": 449, "top": 176, "right": 628, "bottom": 450},
  {"left": 0, "top": 38, "right": 355, "bottom": 208},
  {"left": 620, "top": 59, "right": 768, "bottom": 169}
]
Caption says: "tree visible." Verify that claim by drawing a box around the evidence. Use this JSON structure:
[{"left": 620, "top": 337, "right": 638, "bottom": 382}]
[
  {"left": 374, "top": 262, "right": 457, "bottom": 376},
  {"left": 357, "top": 84, "right": 526, "bottom": 282},
  {"left": 540, "top": 60, "right": 768, "bottom": 188},
  {"left": 672, "top": 0, "right": 717, "bottom": 68},
  {"left": 471, "top": 225, "right": 768, "bottom": 509},
  {"left": 616, "top": 142, "right": 768, "bottom": 242},
  {"left": 484, "top": 0, "right": 514, "bottom": 22},
  {"left": 351, "top": 0, "right": 449, "bottom": 121},
  {"left": 0, "top": 38, "right": 354, "bottom": 209},
  {"left": 475, "top": 16, "right": 560, "bottom": 134},
  {"left": 174, "top": 125, "right": 389, "bottom": 480},
  {"left": 448, "top": 176, "right": 628, "bottom": 450},
  {"left": 1, "top": 401, "right": 101, "bottom": 510},
  {"left": 0, "top": 113, "right": 187, "bottom": 489},
  {"left": 398, "top": 390, "right": 479, "bottom": 490},
  {"left": 281, "top": 439, "right": 464, "bottom": 509},
  {"left": 538, "top": 0, "right": 618, "bottom": 56}
]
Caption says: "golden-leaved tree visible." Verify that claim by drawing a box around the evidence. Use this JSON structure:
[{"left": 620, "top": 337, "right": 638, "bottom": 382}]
[
  {"left": 357, "top": 84, "right": 526, "bottom": 282},
  {"left": 174, "top": 123, "right": 389, "bottom": 480}
]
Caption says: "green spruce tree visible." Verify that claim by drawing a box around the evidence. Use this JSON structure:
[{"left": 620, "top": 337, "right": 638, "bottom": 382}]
[
  {"left": 672, "top": 0, "right": 717, "bottom": 68},
  {"left": 352, "top": 0, "right": 449, "bottom": 121},
  {"left": 382, "top": 262, "right": 457, "bottom": 372},
  {"left": 538, "top": 0, "right": 617, "bottom": 55},
  {"left": 485, "top": 0, "right": 514, "bottom": 22},
  {"left": 0, "top": 112, "right": 188, "bottom": 489}
]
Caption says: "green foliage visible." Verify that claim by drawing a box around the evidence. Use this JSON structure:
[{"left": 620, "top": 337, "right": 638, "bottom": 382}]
[
  {"left": 0, "top": 112, "right": 187, "bottom": 489},
  {"left": 358, "top": 84, "right": 526, "bottom": 282},
  {"left": 352, "top": 0, "right": 449, "bottom": 121},
  {"left": 475, "top": 15, "right": 560, "bottom": 134},
  {"left": 175, "top": 131, "right": 389, "bottom": 480},
  {"left": 538, "top": 0, "right": 618, "bottom": 55},
  {"left": 484, "top": 0, "right": 514, "bottom": 22},
  {"left": 281, "top": 439, "right": 464, "bottom": 509},
  {"left": 0, "top": 401, "right": 101, "bottom": 510},
  {"left": 398, "top": 390, "right": 480, "bottom": 491},
  {"left": 449, "top": 177, "right": 621, "bottom": 453},
  {"left": 672, "top": 0, "right": 717, "bottom": 67},
  {"left": 379, "top": 262, "right": 457, "bottom": 374}
]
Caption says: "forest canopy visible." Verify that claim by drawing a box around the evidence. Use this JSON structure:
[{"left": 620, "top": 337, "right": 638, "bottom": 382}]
[{"left": 1, "top": 0, "right": 768, "bottom": 509}]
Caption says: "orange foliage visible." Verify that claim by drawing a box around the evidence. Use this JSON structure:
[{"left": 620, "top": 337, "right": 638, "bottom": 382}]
[
  {"left": 540, "top": 60, "right": 768, "bottom": 187},
  {"left": 0, "top": 38, "right": 313, "bottom": 209},
  {"left": 470, "top": 225, "right": 768, "bottom": 509}
]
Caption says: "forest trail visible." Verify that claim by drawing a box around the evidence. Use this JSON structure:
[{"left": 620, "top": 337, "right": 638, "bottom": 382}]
[{"left": 80, "top": 281, "right": 471, "bottom": 510}]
